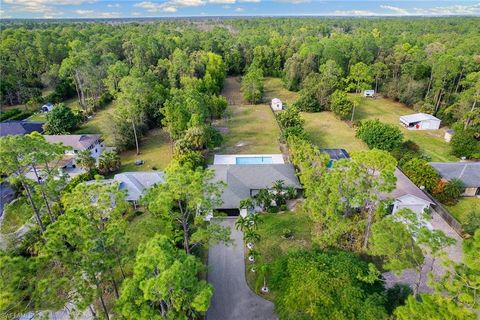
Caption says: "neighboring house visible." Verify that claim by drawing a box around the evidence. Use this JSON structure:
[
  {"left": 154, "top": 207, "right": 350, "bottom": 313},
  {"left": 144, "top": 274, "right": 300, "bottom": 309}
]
[
  {"left": 89, "top": 172, "right": 164, "bottom": 208},
  {"left": 363, "top": 90, "right": 375, "bottom": 97},
  {"left": 44, "top": 134, "right": 104, "bottom": 160},
  {"left": 271, "top": 98, "right": 283, "bottom": 111},
  {"left": 384, "top": 169, "right": 434, "bottom": 216},
  {"left": 209, "top": 163, "right": 301, "bottom": 216},
  {"left": 431, "top": 162, "right": 480, "bottom": 197},
  {"left": 41, "top": 102, "right": 54, "bottom": 113},
  {"left": 0, "top": 120, "right": 44, "bottom": 137},
  {"left": 214, "top": 154, "right": 285, "bottom": 165},
  {"left": 320, "top": 148, "right": 350, "bottom": 168},
  {"left": 399, "top": 113, "right": 441, "bottom": 130}
]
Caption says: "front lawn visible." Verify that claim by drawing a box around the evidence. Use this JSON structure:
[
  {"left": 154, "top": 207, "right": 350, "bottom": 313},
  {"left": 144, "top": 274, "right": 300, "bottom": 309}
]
[
  {"left": 119, "top": 128, "right": 173, "bottom": 173},
  {"left": 355, "top": 96, "right": 456, "bottom": 162},
  {"left": 446, "top": 197, "right": 480, "bottom": 224},
  {"left": 0, "top": 198, "right": 33, "bottom": 235},
  {"left": 218, "top": 77, "right": 281, "bottom": 154},
  {"left": 302, "top": 111, "right": 368, "bottom": 152},
  {"left": 74, "top": 101, "right": 116, "bottom": 145},
  {"left": 245, "top": 207, "right": 312, "bottom": 300}
]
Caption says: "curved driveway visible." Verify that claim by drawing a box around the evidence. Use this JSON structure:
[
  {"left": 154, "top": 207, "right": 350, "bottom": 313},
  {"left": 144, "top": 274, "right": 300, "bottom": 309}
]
[{"left": 207, "top": 218, "right": 277, "bottom": 320}]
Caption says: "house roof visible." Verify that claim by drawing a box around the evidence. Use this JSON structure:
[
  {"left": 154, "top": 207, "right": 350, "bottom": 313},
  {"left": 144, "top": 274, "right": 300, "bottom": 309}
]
[
  {"left": 44, "top": 134, "right": 101, "bottom": 150},
  {"left": 0, "top": 120, "right": 44, "bottom": 137},
  {"left": 382, "top": 168, "right": 432, "bottom": 203},
  {"left": 430, "top": 162, "right": 480, "bottom": 188},
  {"left": 114, "top": 172, "right": 165, "bottom": 201},
  {"left": 395, "top": 194, "right": 433, "bottom": 206},
  {"left": 399, "top": 113, "right": 440, "bottom": 124},
  {"left": 320, "top": 148, "right": 350, "bottom": 161},
  {"left": 209, "top": 164, "right": 301, "bottom": 209}
]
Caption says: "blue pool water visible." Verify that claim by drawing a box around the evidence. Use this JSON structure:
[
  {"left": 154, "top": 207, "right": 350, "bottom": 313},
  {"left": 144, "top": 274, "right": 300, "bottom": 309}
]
[{"left": 235, "top": 156, "right": 273, "bottom": 164}]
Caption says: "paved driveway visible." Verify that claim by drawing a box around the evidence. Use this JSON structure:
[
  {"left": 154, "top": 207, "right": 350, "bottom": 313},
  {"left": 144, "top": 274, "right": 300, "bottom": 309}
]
[{"left": 207, "top": 218, "right": 277, "bottom": 320}]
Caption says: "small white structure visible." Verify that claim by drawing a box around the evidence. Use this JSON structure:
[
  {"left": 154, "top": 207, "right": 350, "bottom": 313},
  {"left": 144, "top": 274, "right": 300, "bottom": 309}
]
[
  {"left": 400, "top": 113, "right": 441, "bottom": 130},
  {"left": 41, "top": 102, "right": 54, "bottom": 113},
  {"left": 392, "top": 194, "right": 433, "bottom": 215},
  {"left": 363, "top": 90, "right": 375, "bottom": 97},
  {"left": 444, "top": 129, "right": 454, "bottom": 142},
  {"left": 213, "top": 154, "right": 285, "bottom": 165},
  {"left": 271, "top": 98, "right": 283, "bottom": 111}
]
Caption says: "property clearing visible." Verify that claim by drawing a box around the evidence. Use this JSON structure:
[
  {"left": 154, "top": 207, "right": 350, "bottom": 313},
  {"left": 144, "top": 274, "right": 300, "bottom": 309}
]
[
  {"left": 216, "top": 77, "right": 281, "bottom": 155},
  {"left": 355, "top": 96, "right": 456, "bottom": 162},
  {"left": 263, "top": 77, "right": 299, "bottom": 107},
  {"left": 302, "top": 111, "right": 368, "bottom": 152}
]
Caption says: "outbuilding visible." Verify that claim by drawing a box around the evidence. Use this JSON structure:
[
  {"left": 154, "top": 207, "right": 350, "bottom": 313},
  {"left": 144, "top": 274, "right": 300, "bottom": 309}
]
[
  {"left": 399, "top": 113, "right": 441, "bottom": 130},
  {"left": 41, "top": 102, "right": 54, "bottom": 113},
  {"left": 363, "top": 90, "right": 375, "bottom": 97},
  {"left": 271, "top": 98, "right": 283, "bottom": 111}
]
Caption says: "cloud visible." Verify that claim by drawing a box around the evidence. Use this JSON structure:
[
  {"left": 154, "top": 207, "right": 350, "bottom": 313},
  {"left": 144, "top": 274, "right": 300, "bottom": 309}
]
[
  {"left": 331, "top": 10, "right": 376, "bottom": 16},
  {"left": 107, "top": 3, "right": 121, "bottom": 8},
  {"left": 3, "top": 0, "right": 93, "bottom": 17},
  {"left": 74, "top": 9, "right": 94, "bottom": 15},
  {"left": 239, "top": 0, "right": 260, "bottom": 2},
  {"left": 235, "top": 7, "right": 244, "bottom": 11},
  {"left": 380, "top": 5, "right": 409, "bottom": 15},
  {"left": 134, "top": 0, "right": 237, "bottom": 12},
  {"left": 209, "top": 0, "right": 236, "bottom": 3},
  {"left": 413, "top": 3, "right": 480, "bottom": 15},
  {"left": 273, "top": 0, "right": 310, "bottom": 3}
]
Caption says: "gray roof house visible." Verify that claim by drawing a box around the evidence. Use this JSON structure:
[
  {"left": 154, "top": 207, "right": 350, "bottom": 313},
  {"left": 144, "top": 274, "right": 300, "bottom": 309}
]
[
  {"left": 431, "top": 162, "right": 480, "bottom": 196},
  {"left": 209, "top": 164, "right": 301, "bottom": 215},
  {"left": 0, "top": 120, "right": 44, "bottom": 137}
]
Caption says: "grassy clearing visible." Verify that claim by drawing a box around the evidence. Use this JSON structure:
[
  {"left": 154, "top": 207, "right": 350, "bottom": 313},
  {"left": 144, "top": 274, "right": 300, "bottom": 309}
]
[
  {"left": 245, "top": 208, "right": 312, "bottom": 299},
  {"left": 302, "top": 111, "right": 368, "bottom": 152},
  {"left": 74, "top": 100, "right": 116, "bottom": 144},
  {"left": 0, "top": 198, "right": 33, "bottom": 234},
  {"left": 217, "top": 77, "right": 281, "bottom": 155},
  {"left": 446, "top": 197, "right": 480, "bottom": 224},
  {"left": 119, "top": 128, "right": 173, "bottom": 173},
  {"left": 263, "top": 77, "right": 298, "bottom": 107},
  {"left": 355, "top": 96, "right": 456, "bottom": 162}
]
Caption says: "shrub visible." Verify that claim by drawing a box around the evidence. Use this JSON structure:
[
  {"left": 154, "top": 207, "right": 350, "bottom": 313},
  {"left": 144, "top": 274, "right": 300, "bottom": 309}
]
[
  {"left": 267, "top": 206, "right": 279, "bottom": 213},
  {"left": 385, "top": 284, "right": 413, "bottom": 314},
  {"left": 0, "top": 108, "right": 22, "bottom": 121},
  {"left": 330, "top": 90, "right": 353, "bottom": 119},
  {"left": 356, "top": 119, "right": 404, "bottom": 151},
  {"left": 450, "top": 127, "right": 480, "bottom": 159},
  {"left": 401, "top": 158, "right": 440, "bottom": 192},
  {"left": 435, "top": 178, "right": 464, "bottom": 205},
  {"left": 463, "top": 207, "right": 480, "bottom": 236},
  {"left": 44, "top": 104, "right": 80, "bottom": 134}
]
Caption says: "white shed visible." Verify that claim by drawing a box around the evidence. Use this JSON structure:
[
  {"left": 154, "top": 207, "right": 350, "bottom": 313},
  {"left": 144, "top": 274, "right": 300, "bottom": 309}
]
[
  {"left": 399, "top": 113, "right": 441, "bottom": 130},
  {"left": 41, "top": 102, "right": 54, "bottom": 113},
  {"left": 271, "top": 98, "right": 283, "bottom": 111},
  {"left": 363, "top": 90, "right": 375, "bottom": 97}
]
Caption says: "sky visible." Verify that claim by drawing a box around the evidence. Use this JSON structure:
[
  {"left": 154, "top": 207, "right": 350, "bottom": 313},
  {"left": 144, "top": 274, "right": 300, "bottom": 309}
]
[{"left": 1, "top": 0, "right": 479, "bottom": 19}]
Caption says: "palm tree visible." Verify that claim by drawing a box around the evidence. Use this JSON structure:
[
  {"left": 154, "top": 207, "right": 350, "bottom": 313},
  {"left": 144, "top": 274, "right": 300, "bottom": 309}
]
[
  {"left": 98, "top": 151, "right": 121, "bottom": 174},
  {"left": 246, "top": 212, "right": 262, "bottom": 229},
  {"left": 235, "top": 215, "right": 249, "bottom": 232},
  {"left": 76, "top": 150, "right": 95, "bottom": 171},
  {"left": 255, "top": 189, "right": 272, "bottom": 211},
  {"left": 240, "top": 197, "right": 255, "bottom": 213}
]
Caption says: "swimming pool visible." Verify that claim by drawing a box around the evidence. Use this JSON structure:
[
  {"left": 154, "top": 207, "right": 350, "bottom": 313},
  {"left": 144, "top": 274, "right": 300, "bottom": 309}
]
[{"left": 235, "top": 156, "right": 273, "bottom": 164}]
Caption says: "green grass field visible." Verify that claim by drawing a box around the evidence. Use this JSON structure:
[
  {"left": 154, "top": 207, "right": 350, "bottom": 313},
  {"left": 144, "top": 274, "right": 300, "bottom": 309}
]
[
  {"left": 355, "top": 96, "right": 456, "bottom": 162},
  {"left": 302, "top": 111, "right": 368, "bottom": 152},
  {"left": 217, "top": 77, "right": 281, "bottom": 154},
  {"left": 119, "top": 128, "right": 173, "bottom": 172},
  {"left": 263, "top": 77, "right": 299, "bottom": 107},
  {"left": 446, "top": 197, "right": 480, "bottom": 224},
  {"left": 74, "top": 100, "right": 116, "bottom": 144},
  {"left": 245, "top": 208, "right": 312, "bottom": 299}
]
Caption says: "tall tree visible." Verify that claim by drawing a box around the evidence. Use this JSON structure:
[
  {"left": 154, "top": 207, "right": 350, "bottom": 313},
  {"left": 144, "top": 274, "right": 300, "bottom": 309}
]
[{"left": 241, "top": 65, "right": 264, "bottom": 104}]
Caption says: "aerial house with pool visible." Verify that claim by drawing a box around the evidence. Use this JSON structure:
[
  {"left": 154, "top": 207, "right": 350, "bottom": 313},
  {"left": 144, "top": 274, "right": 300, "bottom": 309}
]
[{"left": 210, "top": 154, "right": 301, "bottom": 216}]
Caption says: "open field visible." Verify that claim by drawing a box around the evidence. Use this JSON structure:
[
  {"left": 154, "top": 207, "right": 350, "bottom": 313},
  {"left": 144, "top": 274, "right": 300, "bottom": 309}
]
[
  {"left": 302, "top": 111, "right": 368, "bottom": 153},
  {"left": 217, "top": 77, "right": 281, "bottom": 155},
  {"left": 446, "top": 197, "right": 480, "bottom": 224},
  {"left": 245, "top": 208, "right": 312, "bottom": 299},
  {"left": 263, "top": 77, "right": 298, "bottom": 106},
  {"left": 355, "top": 96, "right": 456, "bottom": 162},
  {"left": 119, "top": 128, "right": 173, "bottom": 173},
  {"left": 75, "top": 101, "right": 116, "bottom": 144}
]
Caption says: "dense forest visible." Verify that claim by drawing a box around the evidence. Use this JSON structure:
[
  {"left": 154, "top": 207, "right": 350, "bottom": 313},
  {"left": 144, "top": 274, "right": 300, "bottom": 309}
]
[{"left": 1, "top": 17, "right": 479, "bottom": 320}]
